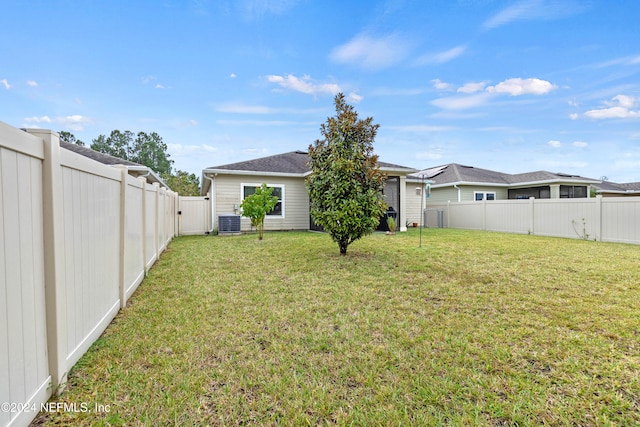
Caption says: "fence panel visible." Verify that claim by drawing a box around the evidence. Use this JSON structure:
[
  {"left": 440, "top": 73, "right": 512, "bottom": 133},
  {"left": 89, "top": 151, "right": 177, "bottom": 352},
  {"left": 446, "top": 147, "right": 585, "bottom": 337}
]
[
  {"left": 59, "top": 150, "right": 122, "bottom": 372},
  {"left": 484, "top": 199, "right": 532, "bottom": 234},
  {"left": 0, "top": 128, "right": 51, "bottom": 427},
  {"left": 601, "top": 198, "right": 640, "bottom": 244},
  {"left": 123, "top": 176, "right": 145, "bottom": 300},
  {"left": 532, "top": 199, "right": 598, "bottom": 240},
  {"left": 448, "top": 201, "right": 483, "bottom": 230}
]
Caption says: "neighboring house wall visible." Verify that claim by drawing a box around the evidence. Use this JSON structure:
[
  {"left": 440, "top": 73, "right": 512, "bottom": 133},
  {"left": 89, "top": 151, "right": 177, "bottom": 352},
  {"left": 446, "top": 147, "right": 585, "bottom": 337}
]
[
  {"left": 213, "top": 175, "right": 310, "bottom": 231},
  {"left": 0, "top": 123, "right": 178, "bottom": 427}
]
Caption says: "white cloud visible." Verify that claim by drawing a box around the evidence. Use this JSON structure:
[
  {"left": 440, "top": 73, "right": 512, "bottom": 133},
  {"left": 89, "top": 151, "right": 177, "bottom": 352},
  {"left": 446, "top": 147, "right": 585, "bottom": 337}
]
[
  {"left": 548, "top": 140, "right": 562, "bottom": 148},
  {"left": 23, "top": 115, "right": 92, "bottom": 131},
  {"left": 431, "top": 93, "right": 492, "bottom": 110},
  {"left": 24, "top": 116, "right": 53, "bottom": 124},
  {"left": 57, "top": 115, "right": 93, "bottom": 131},
  {"left": 1, "top": 79, "right": 10, "bottom": 89},
  {"left": 330, "top": 33, "right": 411, "bottom": 69},
  {"left": 155, "top": 84, "right": 165, "bottom": 89},
  {"left": 431, "top": 79, "right": 454, "bottom": 91},
  {"left": 583, "top": 95, "right": 640, "bottom": 119},
  {"left": 27, "top": 80, "right": 38, "bottom": 87},
  {"left": 569, "top": 113, "right": 579, "bottom": 120},
  {"left": 267, "top": 74, "right": 340, "bottom": 96},
  {"left": 457, "top": 81, "right": 488, "bottom": 94},
  {"left": 416, "top": 45, "right": 466, "bottom": 65},
  {"left": 482, "top": 0, "right": 587, "bottom": 30},
  {"left": 486, "top": 78, "right": 556, "bottom": 96},
  {"left": 347, "top": 92, "right": 363, "bottom": 103},
  {"left": 230, "top": 73, "right": 237, "bottom": 78},
  {"left": 572, "top": 141, "right": 588, "bottom": 148},
  {"left": 431, "top": 77, "right": 555, "bottom": 112}
]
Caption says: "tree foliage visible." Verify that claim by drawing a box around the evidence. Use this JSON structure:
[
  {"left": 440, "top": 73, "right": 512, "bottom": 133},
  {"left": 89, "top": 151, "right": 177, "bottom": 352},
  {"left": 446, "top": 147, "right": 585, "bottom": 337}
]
[
  {"left": 59, "top": 131, "right": 85, "bottom": 146},
  {"left": 90, "top": 130, "right": 173, "bottom": 175},
  {"left": 306, "top": 93, "right": 387, "bottom": 255},
  {"left": 162, "top": 170, "right": 201, "bottom": 196},
  {"left": 240, "top": 183, "right": 278, "bottom": 240}
]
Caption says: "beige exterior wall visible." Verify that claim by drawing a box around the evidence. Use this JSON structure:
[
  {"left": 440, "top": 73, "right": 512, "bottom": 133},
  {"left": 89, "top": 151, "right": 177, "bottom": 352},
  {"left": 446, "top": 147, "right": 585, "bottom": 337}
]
[{"left": 213, "top": 174, "right": 310, "bottom": 231}]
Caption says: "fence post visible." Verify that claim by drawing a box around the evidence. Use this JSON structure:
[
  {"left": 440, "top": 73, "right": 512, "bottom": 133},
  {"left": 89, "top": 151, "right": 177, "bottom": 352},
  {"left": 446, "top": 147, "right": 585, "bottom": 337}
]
[
  {"left": 117, "top": 166, "right": 128, "bottom": 308},
  {"left": 35, "top": 129, "right": 68, "bottom": 393},
  {"left": 139, "top": 177, "right": 148, "bottom": 274},
  {"left": 595, "top": 195, "right": 602, "bottom": 241},
  {"left": 530, "top": 197, "right": 535, "bottom": 235},
  {"left": 153, "top": 182, "right": 160, "bottom": 261},
  {"left": 482, "top": 197, "right": 487, "bottom": 231}
]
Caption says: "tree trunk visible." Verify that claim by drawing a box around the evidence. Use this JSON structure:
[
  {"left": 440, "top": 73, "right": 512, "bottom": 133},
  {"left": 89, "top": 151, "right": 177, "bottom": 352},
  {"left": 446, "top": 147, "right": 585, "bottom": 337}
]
[{"left": 339, "top": 242, "right": 348, "bottom": 255}]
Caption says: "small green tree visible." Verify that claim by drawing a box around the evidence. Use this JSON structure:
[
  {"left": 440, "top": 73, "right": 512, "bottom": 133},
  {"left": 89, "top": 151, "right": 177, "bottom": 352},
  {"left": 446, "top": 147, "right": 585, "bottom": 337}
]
[
  {"left": 240, "top": 183, "right": 278, "bottom": 240},
  {"left": 306, "top": 93, "right": 388, "bottom": 255}
]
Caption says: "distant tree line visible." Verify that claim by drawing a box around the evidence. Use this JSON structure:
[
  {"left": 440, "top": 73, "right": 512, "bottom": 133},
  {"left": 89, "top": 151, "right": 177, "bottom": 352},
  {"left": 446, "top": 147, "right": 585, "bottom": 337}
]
[{"left": 59, "top": 130, "right": 200, "bottom": 196}]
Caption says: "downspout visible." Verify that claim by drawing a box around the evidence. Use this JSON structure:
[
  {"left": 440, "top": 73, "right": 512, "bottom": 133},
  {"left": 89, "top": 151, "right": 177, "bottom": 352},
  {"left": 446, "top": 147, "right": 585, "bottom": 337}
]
[
  {"left": 204, "top": 173, "right": 216, "bottom": 233},
  {"left": 453, "top": 184, "right": 461, "bottom": 202}
]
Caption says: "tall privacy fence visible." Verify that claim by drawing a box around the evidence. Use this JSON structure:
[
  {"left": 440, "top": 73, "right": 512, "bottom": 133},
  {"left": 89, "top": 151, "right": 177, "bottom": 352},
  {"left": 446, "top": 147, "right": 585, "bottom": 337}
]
[
  {"left": 425, "top": 197, "right": 640, "bottom": 244},
  {"left": 0, "top": 123, "right": 178, "bottom": 427}
]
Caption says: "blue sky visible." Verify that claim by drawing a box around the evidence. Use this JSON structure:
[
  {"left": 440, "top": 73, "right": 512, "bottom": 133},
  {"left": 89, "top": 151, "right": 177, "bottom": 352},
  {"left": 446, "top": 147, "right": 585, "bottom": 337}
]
[{"left": 2, "top": 0, "right": 639, "bottom": 182}]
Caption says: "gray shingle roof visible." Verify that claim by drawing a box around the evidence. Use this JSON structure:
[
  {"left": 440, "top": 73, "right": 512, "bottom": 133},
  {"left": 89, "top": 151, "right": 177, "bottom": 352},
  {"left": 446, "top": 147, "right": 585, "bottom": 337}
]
[
  {"left": 592, "top": 181, "right": 640, "bottom": 193},
  {"left": 206, "top": 151, "right": 415, "bottom": 175},
  {"left": 208, "top": 151, "right": 311, "bottom": 174},
  {"left": 61, "top": 141, "right": 140, "bottom": 166},
  {"left": 408, "top": 163, "right": 599, "bottom": 186}
]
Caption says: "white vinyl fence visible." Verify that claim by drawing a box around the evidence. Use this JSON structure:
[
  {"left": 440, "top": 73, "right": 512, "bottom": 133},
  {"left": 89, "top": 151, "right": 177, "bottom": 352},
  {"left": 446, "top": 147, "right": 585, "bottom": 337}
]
[
  {"left": 426, "top": 197, "right": 640, "bottom": 244},
  {"left": 0, "top": 123, "right": 178, "bottom": 427}
]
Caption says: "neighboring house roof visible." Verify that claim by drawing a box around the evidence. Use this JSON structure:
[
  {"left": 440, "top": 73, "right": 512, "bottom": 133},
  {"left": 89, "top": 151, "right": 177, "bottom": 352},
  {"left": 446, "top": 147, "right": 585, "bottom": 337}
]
[
  {"left": 207, "top": 150, "right": 311, "bottom": 175},
  {"left": 592, "top": 180, "right": 640, "bottom": 195},
  {"left": 408, "top": 163, "right": 599, "bottom": 187},
  {"left": 61, "top": 141, "right": 139, "bottom": 166},
  {"left": 60, "top": 141, "right": 168, "bottom": 188},
  {"left": 202, "top": 150, "right": 417, "bottom": 194}
]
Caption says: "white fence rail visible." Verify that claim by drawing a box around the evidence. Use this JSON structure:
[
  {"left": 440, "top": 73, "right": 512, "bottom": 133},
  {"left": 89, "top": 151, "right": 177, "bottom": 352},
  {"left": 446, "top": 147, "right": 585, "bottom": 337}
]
[
  {"left": 426, "top": 197, "right": 640, "bottom": 244},
  {"left": 0, "top": 123, "right": 178, "bottom": 427}
]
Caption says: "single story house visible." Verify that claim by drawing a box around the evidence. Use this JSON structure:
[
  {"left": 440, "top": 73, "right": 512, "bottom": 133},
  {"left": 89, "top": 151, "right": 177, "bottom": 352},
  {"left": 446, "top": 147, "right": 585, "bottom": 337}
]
[
  {"left": 407, "top": 163, "right": 601, "bottom": 204},
  {"left": 592, "top": 180, "right": 640, "bottom": 197},
  {"left": 201, "top": 151, "right": 417, "bottom": 233}
]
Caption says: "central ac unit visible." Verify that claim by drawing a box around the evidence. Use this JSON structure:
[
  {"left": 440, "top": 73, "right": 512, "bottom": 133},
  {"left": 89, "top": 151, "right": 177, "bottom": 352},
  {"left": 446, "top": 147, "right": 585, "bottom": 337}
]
[{"left": 218, "top": 215, "right": 241, "bottom": 233}]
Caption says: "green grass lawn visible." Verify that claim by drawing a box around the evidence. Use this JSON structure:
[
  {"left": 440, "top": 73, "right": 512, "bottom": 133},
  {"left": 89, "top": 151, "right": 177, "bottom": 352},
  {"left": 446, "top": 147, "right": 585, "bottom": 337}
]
[{"left": 35, "top": 229, "right": 640, "bottom": 426}]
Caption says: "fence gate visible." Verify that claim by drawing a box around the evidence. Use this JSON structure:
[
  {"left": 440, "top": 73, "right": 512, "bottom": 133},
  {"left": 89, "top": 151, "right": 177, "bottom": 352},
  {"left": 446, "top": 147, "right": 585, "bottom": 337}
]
[{"left": 178, "top": 196, "right": 211, "bottom": 235}]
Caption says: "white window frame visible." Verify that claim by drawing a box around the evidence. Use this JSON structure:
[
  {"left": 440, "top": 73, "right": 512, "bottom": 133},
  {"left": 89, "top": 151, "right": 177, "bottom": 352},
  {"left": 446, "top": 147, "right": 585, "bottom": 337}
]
[
  {"left": 240, "top": 183, "right": 285, "bottom": 218},
  {"left": 474, "top": 191, "right": 496, "bottom": 201}
]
